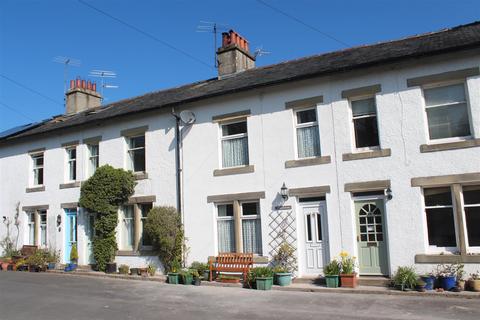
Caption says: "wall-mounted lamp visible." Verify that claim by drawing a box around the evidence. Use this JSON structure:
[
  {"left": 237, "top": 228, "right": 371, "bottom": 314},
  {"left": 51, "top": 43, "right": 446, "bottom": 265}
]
[
  {"left": 56, "top": 214, "right": 62, "bottom": 227},
  {"left": 385, "top": 187, "right": 393, "bottom": 201},
  {"left": 280, "top": 183, "right": 289, "bottom": 202}
]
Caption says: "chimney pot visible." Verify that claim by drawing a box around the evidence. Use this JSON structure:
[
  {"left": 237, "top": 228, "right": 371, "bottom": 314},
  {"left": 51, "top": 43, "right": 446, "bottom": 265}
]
[
  {"left": 93, "top": 83, "right": 96, "bottom": 91},
  {"left": 76, "top": 79, "right": 81, "bottom": 88},
  {"left": 66, "top": 77, "right": 102, "bottom": 115},
  {"left": 217, "top": 30, "right": 255, "bottom": 78},
  {"left": 70, "top": 80, "right": 75, "bottom": 89}
]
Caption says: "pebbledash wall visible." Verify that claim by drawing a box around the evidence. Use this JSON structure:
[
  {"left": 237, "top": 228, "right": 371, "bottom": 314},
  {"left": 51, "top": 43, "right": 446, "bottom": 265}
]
[{"left": 0, "top": 51, "right": 479, "bottom": 276}]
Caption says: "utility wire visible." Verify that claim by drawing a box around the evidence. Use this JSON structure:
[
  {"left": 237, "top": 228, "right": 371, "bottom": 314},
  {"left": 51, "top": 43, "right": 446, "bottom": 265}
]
[
  {"left": 77, "top": 0, "right": 213, "bottom": 70},
  {"left": 0, "top": 101, "right": 36, "bottom": 122},
  {"left": 0, "top": 74, "right": 63, "bottom": 106},
  {"left": 256, "top": 0, "right": 350, "bottom": 48}
]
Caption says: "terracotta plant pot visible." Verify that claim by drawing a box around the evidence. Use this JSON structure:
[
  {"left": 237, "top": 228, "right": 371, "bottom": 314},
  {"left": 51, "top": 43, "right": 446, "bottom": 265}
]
[
  {"left": 469, "top": 279, "right": 480, "bottom": 292},
  {"left": 1, "top": 262, "right": 10, "bottom": 271},
  {"left": 340, "top": 273, "right": 358, "bottom": 288}
]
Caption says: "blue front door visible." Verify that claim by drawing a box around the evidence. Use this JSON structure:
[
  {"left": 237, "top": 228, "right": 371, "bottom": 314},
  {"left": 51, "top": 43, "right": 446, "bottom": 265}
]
[{"left": 64, "top": 209, "right": 77, "bottom": 263}]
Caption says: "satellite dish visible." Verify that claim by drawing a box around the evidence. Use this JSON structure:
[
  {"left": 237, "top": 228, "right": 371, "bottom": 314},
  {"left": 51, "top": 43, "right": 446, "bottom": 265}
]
[{"left": 179, "top": 110, "right": 196, "bottom": 125}]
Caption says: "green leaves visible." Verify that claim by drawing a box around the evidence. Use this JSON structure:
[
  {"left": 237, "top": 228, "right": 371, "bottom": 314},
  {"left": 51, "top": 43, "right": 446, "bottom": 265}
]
[{"left": 79, "top": 165, "right": 135, "bottom": 272}]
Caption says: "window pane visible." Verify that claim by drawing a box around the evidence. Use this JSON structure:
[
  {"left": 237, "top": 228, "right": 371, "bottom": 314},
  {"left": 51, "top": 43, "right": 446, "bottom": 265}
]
[
  {"left": 123, "top": 206, "right": 134, "bottom": 249},
  {"left": 426, "top": 103, "right": 470, "bottom": 139},
  {"left": 68, "top": 148, "right": 76, "bottom": 159},
  {"left": 141, "top": 204, "right": 153, "bottom": 246},
  {"left": 352, "top": 98, "right": 376, "bottom": 117},
  {"left": 242, "top": 218, "right": 262, "bottom": 254},
  {"left": 424, "top": 83, "right": 466, "bottom": 106},
  {"left": 353, "top": 116, "right": 379, "bottom": 148},
  {"left": 35, "top": 168, "right": 44, "bottom": 185},
  {"left": 217, "top": 220, "right": 235, "bottom": 252},
  {"left": 130, "top": 136, "right": 145, "bottom": 148},
  {"left": 306, "top": 214, "right": 312, "bottom": 241},
  {"left": 89, "top": 145, "right": 99, "bottom": 157},
  {"left": 426, "top": 208, "right": 457, "bottom": 247},
  {"left": 222, "top": 136, "right": 248, "bottom": 167},
  {"left": 316, "top": 214, "right": 322, "bottom": 241},
  {"left": 424, "top": 187, "right": 452, "bottom": 206},
  {"left": 69, "top": 160, "right": 76, "bottom": 180},
  {"left": 463, "top": 185, "right": 480, "bottom": 205},
  {"left": 132, "top": 149, "right": 146, "bottom": 172},
  {"left": 218, "top": 204, "right": 234, "bottom": 217},
  {"left": 296, "top": 109, "right": 317, "bottom": 124},
  {"left": 222, "top": 121, "right": 247, "bottom": 136},
  {"left": 465, "top": 206, "right": 480, "bottom": 247},
  {"left": 297, "top": 126, "right": 321, "bottom": 158},
  {"left": 242, "top": 202, "right": 258, "bottom": 216}
]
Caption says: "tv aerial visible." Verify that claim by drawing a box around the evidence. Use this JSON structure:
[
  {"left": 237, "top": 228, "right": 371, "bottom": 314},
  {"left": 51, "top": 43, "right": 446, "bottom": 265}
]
[
  {"left": 196, "top": 20, "right": 229, "bottom": 68},
  {"left": 254, "top": 45, "right": 271, "bottom": 58},
  {"left": 53, "top": 56, "right": 81, "bottom": 108},
  {"left": 89, "top": 69, "right": 118, "bottom": 102}
]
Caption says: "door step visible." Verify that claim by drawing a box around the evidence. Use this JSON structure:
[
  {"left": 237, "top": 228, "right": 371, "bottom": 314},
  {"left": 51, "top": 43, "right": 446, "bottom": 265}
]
[{"left": 294, "top": 276, "right": 391, "bottom": 287}]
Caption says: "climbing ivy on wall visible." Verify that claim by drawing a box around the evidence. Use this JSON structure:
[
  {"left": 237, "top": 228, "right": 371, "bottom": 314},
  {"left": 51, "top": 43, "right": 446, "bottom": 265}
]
[{"left": 79, "top": 165, "right": 135, "bottom": 271}]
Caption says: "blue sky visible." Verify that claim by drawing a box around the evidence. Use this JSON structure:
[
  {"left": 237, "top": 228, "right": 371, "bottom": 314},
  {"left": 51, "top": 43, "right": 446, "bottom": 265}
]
[{"left": 0, "top": 0, "right": 478, "bottom": 131}]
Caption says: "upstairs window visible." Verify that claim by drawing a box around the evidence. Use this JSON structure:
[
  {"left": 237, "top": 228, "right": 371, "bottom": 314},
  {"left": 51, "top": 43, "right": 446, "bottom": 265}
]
[
  {"left": 423, "top": 187, "right": 457, "bottom": 250},
  {"left": 295, "top": 108, "right": 320, "bottom": 158},
  {"left": 127, "top": 135, "right": 145, "bottom": 172},
  {"left": 32, "top": 153, "right": 44, "bottom": 186},
  {"left": 66, "top": 147, "right": 77, "bottom": 181},
  {"left": 423, "top": 83, "right": 471, "bottom": 140},
  {"left": 87, "top": 144, "right": 99, "bottom": 176},
  {"left": 351, "top": 97, "right": 380, "bottom": 149},
  {"left": 221, "top": 121, "right": 249, "bottom": 168}
]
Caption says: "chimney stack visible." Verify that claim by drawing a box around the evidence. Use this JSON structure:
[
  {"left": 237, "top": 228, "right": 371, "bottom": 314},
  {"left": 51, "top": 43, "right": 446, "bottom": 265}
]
[
  {"left": 217, "top": 30, "right": 255, "bottom": 78},
  {"left": 65, "top": 77, "right": 102, "bottom": 114}
]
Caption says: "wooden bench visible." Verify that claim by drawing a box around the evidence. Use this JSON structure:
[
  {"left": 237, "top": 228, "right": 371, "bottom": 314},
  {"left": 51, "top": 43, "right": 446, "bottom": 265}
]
[
  {"left": 12, "top": 245, "right": 38, "bottom": 263},
  {"left": 209, "top": 253, "right": 253, "bottom": 282}
]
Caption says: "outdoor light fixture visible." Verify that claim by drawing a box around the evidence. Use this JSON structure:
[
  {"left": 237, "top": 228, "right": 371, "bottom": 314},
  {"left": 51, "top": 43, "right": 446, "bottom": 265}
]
[
  {"left": 56, "top": 214, "right": 62, "bottom": 227},
  {"left": 280, "top": 183, "right": 289, "bottom": 202},
  {"left": 386, "top": 187, "right": 393, "bottom": 201}
]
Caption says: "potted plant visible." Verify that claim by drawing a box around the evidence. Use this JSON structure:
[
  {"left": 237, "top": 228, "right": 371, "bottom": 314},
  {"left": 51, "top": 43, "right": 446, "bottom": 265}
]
[
  {"left": 436, "top": 264, "right": 457, "bottom": 291},
  {"left": 190, "top": 261, "right": 209, "bottom": 281},
  {"left": 339, "top": 251, "right": 358, "bottom": 288},
  {"left": 26, "top": 251, "right": 45, "bottom": 272},
  {"left": 324, "top": 259, "right": 341, "bottom": 288},
  {"left": 1, "top": 258, "right": 11, "bottom": 271},
  {"left": 118, "top": 264, "right": 129, "bottom": 275},
  {"left": 192, "top": 269, "right": 201, "bottom": 286},
  {"left": 69, "top": 243, "right": 79, "bottom": 270},
  {"left": 251, "top": 267, "right": 274, "bottom": 290},
  {"left": 46, "top": 248, "right": 60, "bottom": 270},
  {"left": 15, "top": 258, "right": 27, "bottom": 271},
  {"left": 468, "top": 271, "right": 480, "bottom": 292},
  {"left": 392, "top": 266, "right": 417, "bottom": 291},
  {"left": 420, "top": 272, "right": 436, "bottom": 291},
  {"left": 167, "top": 260, "right": 180, "bottom": 284},
  {"left": 271, "top": 241, "right": 297, "bottom": 287},
  {"left": 147, "top": 264, "right": 156, "bottom": 276},
  {"left": 179, "top": 268, "right": 195, "bottom": 285},
  {"left": 416, "top": 279, "right": 426, "bottom": 292},
  {"left": 454, "top": 263, "right": 466, "bottom": 291},
  {"left": 105, "top": 262, "right": 117, "bottom": 274}
]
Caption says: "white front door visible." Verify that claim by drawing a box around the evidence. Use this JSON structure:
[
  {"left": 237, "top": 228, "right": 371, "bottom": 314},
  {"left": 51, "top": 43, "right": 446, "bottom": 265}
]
[{"left": 301, "top": 203, "right": 326, "bottom": 276}]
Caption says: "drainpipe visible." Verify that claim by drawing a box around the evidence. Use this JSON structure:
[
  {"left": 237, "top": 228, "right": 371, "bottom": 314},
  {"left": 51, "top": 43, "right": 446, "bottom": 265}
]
[{"left": 172, "top": 109, "right": 182, "bottom": 216}]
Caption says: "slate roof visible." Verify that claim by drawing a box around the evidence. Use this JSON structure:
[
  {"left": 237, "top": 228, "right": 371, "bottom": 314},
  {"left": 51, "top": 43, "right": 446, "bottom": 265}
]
[{"left": 2, "top": 21, "right": 480, "bottom": 144}]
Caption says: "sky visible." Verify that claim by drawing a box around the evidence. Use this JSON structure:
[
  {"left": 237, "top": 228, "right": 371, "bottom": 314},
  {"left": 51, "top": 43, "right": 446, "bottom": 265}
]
[{"left": 0, "top": 0, "right": 478, "bottom": 131}]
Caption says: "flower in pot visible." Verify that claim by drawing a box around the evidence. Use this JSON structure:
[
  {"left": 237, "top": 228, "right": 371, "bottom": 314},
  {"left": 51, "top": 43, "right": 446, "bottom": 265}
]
[
  {"left": 1, "top": 258, "right": 12, "bottom": 271},
  {"left": 392, "top": 266, "right": 417, "bottom": 291},
  {"left": 190, "top": 261, "right": 210, "bottom": 281},
  {"left": 250, "top": 267, "right": 274, "bottom": 290},
  {"left": 26, "top": 250, "right": 47, "bottom": 272},
  {"left": 167, "top": 260, "right": 180, "bottom": 284},
  {"left": 324, "top": 259, "right": 341, "bottom": 288},
  {"left": 453, "top": 263, "right": 466, "bottom": 291},
  {"left": 118, "top": 264, "right": 129, "bottom": 275},
  {"left": 271, "top": 241, "right": 297, "bottom": 286},
  {"left": 468, "top": 271, "right": 480, "bottom": 292},
  {"left": 46, "top": 248, "right": 60, "bottom": 270},
  {"left": 339, "top": 251, "right": 358, "bottom": 288},
  {"left": 272, "top": 265, "right": 292, "bottom": 287},
  {"left": 436, "top": 264, "right": 457, "bottom": 291}
]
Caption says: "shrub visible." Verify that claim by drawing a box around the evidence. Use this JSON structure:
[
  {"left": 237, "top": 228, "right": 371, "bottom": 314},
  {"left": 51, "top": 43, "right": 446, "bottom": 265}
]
[
  {"left": 79, "top": 165, "right": 135, "bottom": 271},
  {"left": 392, "top": 266, "right": 418, "bottom": 290},
  {"left": 324, "top": 259, "right": 341, "bottom": 276},
  {"left": 144, "top": 206, "right": 184, "bottom": 273},
  {"left": 26, "top": 250, "right": 47, "bottom": 267},
  {"left": 147, "top": 264, "right": 156, "bottom": 276},
  {"left": 247, "top": 267, "right": 274, "bottom": 287},
  {"left": 119, "top": 264, "right": 130, "bottom": 275},
  {"left": 271, "top": 241, "right": 297, "bottom": 274},
  {"left": 190, "top": 261, "right": 209, "bottom": 275},
  {"left": 70, "top": 243, "right": 78, "bottom": 262}
]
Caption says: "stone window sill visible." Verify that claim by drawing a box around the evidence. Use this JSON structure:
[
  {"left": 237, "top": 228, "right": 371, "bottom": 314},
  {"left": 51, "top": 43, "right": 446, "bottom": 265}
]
[
  {"left": 415, "top": 253, "right": 480, "bottom": 264},
  {"left": 342, "top": 148, "right": 391, "bottom": 161},
  {"left": 26, "top": 186, "right": 45, "bottom": 193},
  {"left": 59, "top": 181, "right": 81, "bottom": 189},
  {"left": 420, "top": 138, "right": 480, "bottom": 153},
  {"left": 285, "top": 156, "right": 331, "bottom": 168},
  {"left": 116, "top": 250, "right": 156, "bottom": 257},
  {"left": 133, "top": 172, "right": 149, "bottom": 180},
  {"left": 213, "top": 165, "right": 254, "bottom": 177}
]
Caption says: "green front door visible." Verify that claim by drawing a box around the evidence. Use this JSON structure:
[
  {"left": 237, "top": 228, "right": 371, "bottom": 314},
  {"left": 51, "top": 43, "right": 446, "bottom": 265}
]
[{"left": 355, "top": 199, "right": 388, "bottom": 275}]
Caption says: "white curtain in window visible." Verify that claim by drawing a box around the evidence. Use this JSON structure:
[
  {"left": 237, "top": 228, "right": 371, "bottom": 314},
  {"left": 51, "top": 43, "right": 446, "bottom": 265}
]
[
  {"left": 242, "top": 219, "right": 262, "bottom": 254},
  {"left": 217, "top": 220, "right": 235, "bottom": 252},
  {"left": 40, "top": 226, "right": 47, "bottom": 247},
  {"left": 222, "top": 137, "right": 248, "bottom": 167},
  {"left": 297, "top": 126, "right": 320, "bottom": 158},
  {"left": 29, "top": 224, "right": 35, "bottom": 245},
  {"left": 123, "top": 207, "right": 134, "bottom": 249}
]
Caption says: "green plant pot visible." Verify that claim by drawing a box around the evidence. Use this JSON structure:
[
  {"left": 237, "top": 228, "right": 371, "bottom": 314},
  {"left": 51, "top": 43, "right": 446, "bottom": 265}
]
[
  {"left": 168, "top": 273, "right": 179, "bottom": 284},
  {"left": 203, "top": 270, "right": 211, "bottom": 281},
  {"left": 256, "top": 277, "right": 273, "bottom": 290},
  {"left": 325, "top": 275, "right": 339, "bottom": 288},
  {"left": 274, "top": 273, "right": 292, "bottom": 286},
  {"left": 182, "top": 274, "right": 193, "bottom": 285}
]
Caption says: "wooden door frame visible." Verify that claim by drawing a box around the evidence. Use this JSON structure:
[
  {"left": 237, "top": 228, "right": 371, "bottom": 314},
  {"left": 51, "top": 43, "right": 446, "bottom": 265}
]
[{"left": 352, "top": 195, "right": 391, "bottom": 276}]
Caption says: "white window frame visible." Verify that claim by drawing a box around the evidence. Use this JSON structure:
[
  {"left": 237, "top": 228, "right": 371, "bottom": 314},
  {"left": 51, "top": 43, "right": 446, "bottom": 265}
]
[
  {"left": 349, "top": 95, "right": 380, "bottom": 152},
  {"left": 139, "top": 203, "right": 153, "bottom": 250},
  {"left": 219, "top": 119, "right": 249, "bottom": 169},
  {"left": 462, "top": 186, "right": 480, "bottom": 253},
  {"left": 31, "top": 152, "right": 44, "bottom": 186},
  {"left": 27, "top": 212, "right": 35, "bottom": 245},
  {"left": 66, "top": 147, "right": 77, "bottom": 182},
  {"left": 215, "top": 202, "right": 235, "bottom": 253},
  {"left": 120, "top": 205, "right": 134, "bottom": 251},
  {"left": 127, "top": 135, "right": 146, "bottom": 173},
  {"left": 294, "top": 107, "right": 321, "bottom": 159},
  {"left": 421, "top": 80, "right": 473, "bottom": 144},
  {"left": 422, "top": 187, "right": 459, "bottom": 254},
  {"left": 239, "top": 201, "right": 262, "bottom": 254},
  {"left": 87, "top": 144, "right": 99, "bottom": 177},
  {"left": 39, "top": 210, "right": 47, "bottom": 248}
]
